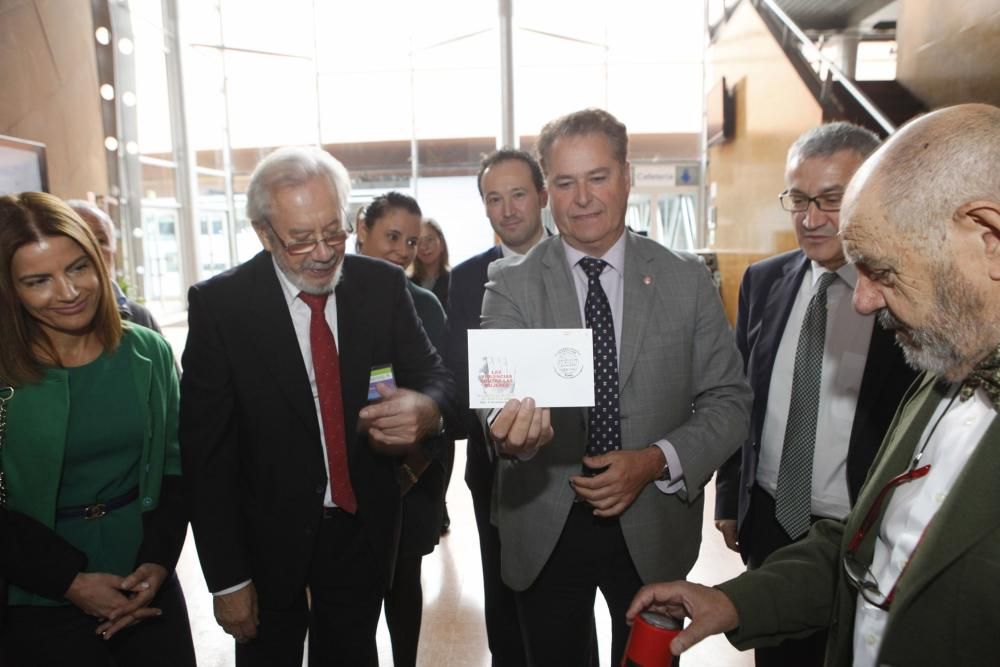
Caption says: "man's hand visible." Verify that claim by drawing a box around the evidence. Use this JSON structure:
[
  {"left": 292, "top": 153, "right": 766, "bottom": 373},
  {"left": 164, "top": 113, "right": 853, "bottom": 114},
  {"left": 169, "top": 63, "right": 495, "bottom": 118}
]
[
  {"left": 570, "top": 447, "right": 664, "bottom": 517},
  {"left": 95, "top": 563, "right": 169, "bottom": 639},
  {"left": 626, "top": 581, "right": 740, "bottom": 656},
  {"left": 358, "top": 385, "right": 440, "bottom": 453},
  {"left": 214, "top": 583, "right": 259, "bottom": 644},
  {"left": 64, "top": 572, "right": 131, "bottom": 619},
  {"left": 715, "top": 519, "right": 739, "bottom": 552},
  {"left": 490, "top": 398, "right": 553, "bottom": 457}
]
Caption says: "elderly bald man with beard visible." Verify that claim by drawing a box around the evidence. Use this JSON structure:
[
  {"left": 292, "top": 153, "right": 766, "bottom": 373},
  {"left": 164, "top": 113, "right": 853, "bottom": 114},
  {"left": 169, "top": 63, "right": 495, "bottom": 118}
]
[{"left": 625, "top": 103, "right": 1000, "bottom": 667}]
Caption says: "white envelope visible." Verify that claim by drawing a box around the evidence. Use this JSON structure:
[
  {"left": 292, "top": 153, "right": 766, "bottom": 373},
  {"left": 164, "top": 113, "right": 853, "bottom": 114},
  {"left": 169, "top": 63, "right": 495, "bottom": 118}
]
[{"left": 468, "top": 329, "right": 595, "bottom": 408}]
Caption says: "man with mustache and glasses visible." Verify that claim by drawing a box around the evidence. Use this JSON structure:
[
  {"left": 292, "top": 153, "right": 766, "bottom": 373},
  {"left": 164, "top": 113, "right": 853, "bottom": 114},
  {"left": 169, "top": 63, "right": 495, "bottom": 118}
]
[
  {"left": 180, "top": 146, "right": 457, "bottom": 666},
  {"left": 713, "top": 123, "right": 916, "bottom": 666},
  {"left": 627, "top": 103, "right": 1000, "bottom": 667}
]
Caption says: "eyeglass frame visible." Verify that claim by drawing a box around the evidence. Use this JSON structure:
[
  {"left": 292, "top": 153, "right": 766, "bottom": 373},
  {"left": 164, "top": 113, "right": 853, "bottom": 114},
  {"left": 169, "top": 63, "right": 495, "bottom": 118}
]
[
  {"left": 841, "top": 463, "right": 932, "bottom": 611},
  {"left": 264, "top": 219, "right": 349, "bottom": 256},
  {"left": 778, "top": 190, "right": 845, "bottom": 213}
]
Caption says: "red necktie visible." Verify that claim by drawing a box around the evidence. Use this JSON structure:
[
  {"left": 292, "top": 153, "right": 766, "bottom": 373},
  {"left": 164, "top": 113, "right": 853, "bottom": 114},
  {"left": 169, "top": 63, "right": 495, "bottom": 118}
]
[{"left": 299, "top": 292, "right": 357, "bottom": 513}]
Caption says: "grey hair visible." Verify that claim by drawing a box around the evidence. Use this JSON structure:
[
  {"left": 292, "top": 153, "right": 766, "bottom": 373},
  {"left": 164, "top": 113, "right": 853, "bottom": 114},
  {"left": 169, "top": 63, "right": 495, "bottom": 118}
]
[
  {"left": 876, "top": 104, "right": 1000, "bottom": 243},
  {"left": 65, "top": 199, "right": 115, "bottom": 239},
  {"left": 787, "top": 122, "right": 881, "bottom": 165},
  {"left": 246, "top": 146, "right": 351, "bottom": 228}
]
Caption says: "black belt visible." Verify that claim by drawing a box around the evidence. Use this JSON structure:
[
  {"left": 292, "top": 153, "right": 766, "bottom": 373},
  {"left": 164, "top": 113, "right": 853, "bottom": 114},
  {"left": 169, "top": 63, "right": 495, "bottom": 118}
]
[{"left": 56, "top": 487, "right": 139, "bottom": 521}]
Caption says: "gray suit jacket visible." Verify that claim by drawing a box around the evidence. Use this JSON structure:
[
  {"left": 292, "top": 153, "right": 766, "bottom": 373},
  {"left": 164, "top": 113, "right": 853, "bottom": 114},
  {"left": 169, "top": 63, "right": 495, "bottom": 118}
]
[{"left": 481, "top": 232, "right": 752, "bottom": 590}]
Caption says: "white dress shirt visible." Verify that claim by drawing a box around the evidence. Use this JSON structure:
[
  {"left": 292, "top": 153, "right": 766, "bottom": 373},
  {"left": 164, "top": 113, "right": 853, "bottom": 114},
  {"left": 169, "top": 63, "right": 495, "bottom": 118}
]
[
  {"left": 273, "top": 259, "right": 341, "bottom": 509},
  {"left": 214, "top": 260, "right": 341, "bottom": 597},
  {"left": 757, "top": 262, "right": 874, "bottom": 519},
  {"left": 852, "top": 386, "right": 994, "bottom": 667}
]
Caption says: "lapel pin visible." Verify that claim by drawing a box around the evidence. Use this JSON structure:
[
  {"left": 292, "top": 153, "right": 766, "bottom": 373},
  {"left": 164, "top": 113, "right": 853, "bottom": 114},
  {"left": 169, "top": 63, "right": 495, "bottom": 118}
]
[{"left": 643, "top": 275, "right": 653, "bottom": 285}]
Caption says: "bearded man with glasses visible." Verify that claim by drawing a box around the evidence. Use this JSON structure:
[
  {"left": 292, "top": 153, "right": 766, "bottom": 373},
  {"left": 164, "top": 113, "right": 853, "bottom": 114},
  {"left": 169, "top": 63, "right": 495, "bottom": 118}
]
[
  {"left": 628, "top": 103, "right": 1000, "bottom": 667},
  {"left": 180, "top": 146, "right": 457, "bottom": 666}
]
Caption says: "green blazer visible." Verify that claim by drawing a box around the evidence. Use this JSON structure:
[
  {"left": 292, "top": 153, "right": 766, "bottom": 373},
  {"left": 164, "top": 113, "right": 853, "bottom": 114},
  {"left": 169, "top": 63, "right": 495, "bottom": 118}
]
[
  {"left": 719, "top": 373, "right": 1000, "bottom": 666},
  {"left": 3, "top": 325, "right": 185, "bottom": 604}
]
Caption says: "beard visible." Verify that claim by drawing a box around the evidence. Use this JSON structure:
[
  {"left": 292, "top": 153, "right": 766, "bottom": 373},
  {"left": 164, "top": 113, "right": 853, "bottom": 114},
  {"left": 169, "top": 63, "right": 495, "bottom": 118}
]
[
  {"left": 878, "top": 259, "right": 987, "bottom": 381},
  {"left": 274, "top": 250, "right": 343, "bottom": 295}
]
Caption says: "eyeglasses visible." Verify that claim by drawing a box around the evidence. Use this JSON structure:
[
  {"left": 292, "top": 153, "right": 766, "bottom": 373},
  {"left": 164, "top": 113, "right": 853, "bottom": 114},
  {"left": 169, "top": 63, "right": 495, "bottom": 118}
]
[
  {"left": 842, "top": 463, "right": 931, "bottom": 610},
  {"left": 266, "top": 220, "right": 348, "bottom": 256},
  {"left": 779, "top": 191, "right": 844, "bottom": 212},
  {"left": 418, "top": 235, "right": 439, "bottom": 247}
]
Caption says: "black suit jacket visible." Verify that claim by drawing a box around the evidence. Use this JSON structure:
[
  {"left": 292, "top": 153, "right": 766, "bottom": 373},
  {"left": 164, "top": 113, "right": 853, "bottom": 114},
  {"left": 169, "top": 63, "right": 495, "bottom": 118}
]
[
  {"left": 443, "top": 245, "right": 502, "bottom": 491},
  {"left": 180, "top": 252, "right": 456, "bottom": 607},
  {"left": 715, "top": 250, "right": 917, "bottom": 559}
]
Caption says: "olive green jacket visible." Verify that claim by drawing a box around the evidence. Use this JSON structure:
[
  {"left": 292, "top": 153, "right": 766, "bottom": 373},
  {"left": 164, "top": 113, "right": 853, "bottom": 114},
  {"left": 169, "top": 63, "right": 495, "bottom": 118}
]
[{"left": 719, "top": 373, "right": 1000, "bottom": 666}]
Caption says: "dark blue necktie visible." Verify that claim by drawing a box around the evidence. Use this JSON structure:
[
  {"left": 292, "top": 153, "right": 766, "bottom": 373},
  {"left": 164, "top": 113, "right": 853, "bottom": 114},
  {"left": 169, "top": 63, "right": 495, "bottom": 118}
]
[{"left": 579, "top": 257, "right": 622, "bottom": 456}]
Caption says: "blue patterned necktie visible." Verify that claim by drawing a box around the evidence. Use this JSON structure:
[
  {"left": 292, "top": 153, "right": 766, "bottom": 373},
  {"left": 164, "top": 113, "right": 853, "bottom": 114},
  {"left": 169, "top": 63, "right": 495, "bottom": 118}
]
[
  {"left": 579, "top": 257, "right": 622, "bottom": 458},
  {"left": 774, "top": 271, "right": 838, "bottom": 539}
]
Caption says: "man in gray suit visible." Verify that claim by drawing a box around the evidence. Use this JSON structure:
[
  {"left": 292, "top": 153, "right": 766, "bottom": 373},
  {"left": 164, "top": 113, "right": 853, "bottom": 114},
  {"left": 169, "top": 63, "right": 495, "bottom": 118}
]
[{"left": 482, "top": 108, "right": 752, "bottom": 666}]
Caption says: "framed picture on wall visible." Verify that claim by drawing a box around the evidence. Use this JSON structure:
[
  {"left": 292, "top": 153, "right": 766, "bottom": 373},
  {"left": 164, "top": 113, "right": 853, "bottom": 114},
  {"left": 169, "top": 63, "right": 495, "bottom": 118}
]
[{"left": 0, "top": 134, "right": 48, "bottom": 195}]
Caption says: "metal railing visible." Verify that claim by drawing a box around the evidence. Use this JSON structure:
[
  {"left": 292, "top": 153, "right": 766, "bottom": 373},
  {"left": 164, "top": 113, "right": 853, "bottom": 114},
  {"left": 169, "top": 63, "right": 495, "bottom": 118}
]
[{"left": 754, "top": 0, "right": 896, "bottom": 135}]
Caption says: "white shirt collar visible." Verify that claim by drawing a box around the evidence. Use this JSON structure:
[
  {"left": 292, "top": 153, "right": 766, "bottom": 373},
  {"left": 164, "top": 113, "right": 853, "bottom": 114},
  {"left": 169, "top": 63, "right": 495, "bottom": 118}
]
[
  {"left": 810, "top": 260, "right": 857, "bottom": 290},
  {"left": 273, "top": 256, "right": 307, "bottom": 307},
  {"left": 562, "top": 229, "right": 627, "bottom": 274}
]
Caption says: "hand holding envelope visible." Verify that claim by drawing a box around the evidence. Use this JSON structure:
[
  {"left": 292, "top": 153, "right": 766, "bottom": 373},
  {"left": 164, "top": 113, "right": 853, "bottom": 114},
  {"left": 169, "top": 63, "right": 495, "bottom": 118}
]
[
  {"left": 489, "top": 397, "right": 554, "bottom": 457},
  {"left": 472, "top": 329, "right": 592, "bottom": 457},
  {"left": 468, "top": 329, "right": 595, "bottom": 408}
]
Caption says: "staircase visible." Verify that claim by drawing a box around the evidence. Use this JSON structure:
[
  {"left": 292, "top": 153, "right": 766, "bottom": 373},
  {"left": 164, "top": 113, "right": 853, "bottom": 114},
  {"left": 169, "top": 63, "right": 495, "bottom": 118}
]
[{"left": 748, "top": 0, "right": 926, "bottom": 136}]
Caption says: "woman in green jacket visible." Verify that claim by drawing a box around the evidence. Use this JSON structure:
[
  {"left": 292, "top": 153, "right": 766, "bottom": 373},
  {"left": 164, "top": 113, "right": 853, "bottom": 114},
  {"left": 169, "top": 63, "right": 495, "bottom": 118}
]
[{"left": 0, "top": 193, "right": 195, "bottom": 666}]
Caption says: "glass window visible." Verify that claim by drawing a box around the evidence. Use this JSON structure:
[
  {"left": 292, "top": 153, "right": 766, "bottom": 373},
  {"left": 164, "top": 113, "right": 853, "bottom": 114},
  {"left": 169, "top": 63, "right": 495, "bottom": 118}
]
[
  {"left": 132, "top": 7, "right": 173, "bottom": 157},
  {"left": 141, "top": 207, "right": 182, "bottom": 303},
  {"left": 140, "top": 161, "right": 177, "bottom": 200},
  {"left": 225, "top": 50, "right": 318, "bottom": 149},
  {"left": 220, "top": 0, "right": 314, "bottom": 58},
  {"left": 185, "top": 45, "right": 228, "bottom": 170},
  {"left": 197, "top": 210, "right": 230, "bottom": 279},
  {"left": 178, "top": 0, "right": 222, "bottom": 46}
]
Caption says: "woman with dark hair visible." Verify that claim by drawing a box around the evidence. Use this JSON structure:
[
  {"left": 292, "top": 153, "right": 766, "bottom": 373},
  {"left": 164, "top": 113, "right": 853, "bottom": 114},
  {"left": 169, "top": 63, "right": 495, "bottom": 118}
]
[
  {"left": 356, "top": 192, "right": 450, "bottom": 667},
  {"left": 410, "top": 217, "right": 450, "bottom": 309},
  {"left": 0, "top": 192, "right": 194, "bottom": 667}
]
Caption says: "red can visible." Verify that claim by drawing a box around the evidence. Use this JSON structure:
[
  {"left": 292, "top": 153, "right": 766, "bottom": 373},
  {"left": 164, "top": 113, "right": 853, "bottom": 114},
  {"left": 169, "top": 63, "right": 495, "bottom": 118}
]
[{"left": 621, "top": 611, "right": 682, "bottom": 667}]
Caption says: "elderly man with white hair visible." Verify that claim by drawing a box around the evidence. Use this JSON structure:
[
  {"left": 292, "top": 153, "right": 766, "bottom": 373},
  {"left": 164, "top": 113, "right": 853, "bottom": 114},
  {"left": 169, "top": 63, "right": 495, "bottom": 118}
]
[{"left": 179, "top": 146, "right": 457, "bottom": 666}]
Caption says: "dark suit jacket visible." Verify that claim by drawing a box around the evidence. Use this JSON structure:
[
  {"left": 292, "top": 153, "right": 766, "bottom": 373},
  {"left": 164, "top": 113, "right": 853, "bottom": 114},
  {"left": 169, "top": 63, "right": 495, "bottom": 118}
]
[
  {"left": 720, "top": 373, "right": 1000, "bottom": 666},
  {"left": 179, "top": 252, "right": 456, "bottom": 607},
  {"left": 443, "top": 245, "right": 503, "bottom": 494},
  {"left": 715, "top": 250, "right": 917, "bottom": 560},
  {"left": 400, "top": 280, "right": 450, "bottom": 557}
]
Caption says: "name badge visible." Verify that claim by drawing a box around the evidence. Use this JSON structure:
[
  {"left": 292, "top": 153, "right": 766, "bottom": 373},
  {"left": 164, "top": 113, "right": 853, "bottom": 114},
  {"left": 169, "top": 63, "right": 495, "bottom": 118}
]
[{"left": 368, "top": 364, "right": 397, "bottom": 400}]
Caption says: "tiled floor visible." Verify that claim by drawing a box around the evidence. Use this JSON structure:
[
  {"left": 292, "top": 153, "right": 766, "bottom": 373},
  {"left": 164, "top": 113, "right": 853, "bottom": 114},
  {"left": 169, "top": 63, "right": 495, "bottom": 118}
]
[{"left": 163, "top": 323, "right": 754, "bottom": 667}]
